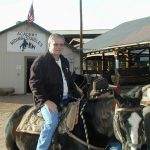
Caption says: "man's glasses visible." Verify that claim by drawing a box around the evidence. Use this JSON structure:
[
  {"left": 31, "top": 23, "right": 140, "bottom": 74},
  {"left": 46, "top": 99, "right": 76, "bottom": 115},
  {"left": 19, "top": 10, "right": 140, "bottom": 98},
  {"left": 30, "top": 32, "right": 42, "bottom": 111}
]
[{"left": 53, "top": 43, "right": 64, "bottom": 47}]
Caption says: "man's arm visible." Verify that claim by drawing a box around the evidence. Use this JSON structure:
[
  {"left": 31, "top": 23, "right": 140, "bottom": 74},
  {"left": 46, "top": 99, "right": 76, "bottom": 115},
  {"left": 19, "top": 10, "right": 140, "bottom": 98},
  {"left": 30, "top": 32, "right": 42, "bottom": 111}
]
[{"left": 29, "top": 57, "right": 49, "bottom": 105}]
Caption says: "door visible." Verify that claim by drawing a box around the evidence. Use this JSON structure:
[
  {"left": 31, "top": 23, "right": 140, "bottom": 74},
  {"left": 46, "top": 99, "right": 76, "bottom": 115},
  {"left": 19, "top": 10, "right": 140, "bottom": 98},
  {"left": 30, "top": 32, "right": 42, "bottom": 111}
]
[{"left": 26, "top": 57, "right": 36, "bottom": 93}]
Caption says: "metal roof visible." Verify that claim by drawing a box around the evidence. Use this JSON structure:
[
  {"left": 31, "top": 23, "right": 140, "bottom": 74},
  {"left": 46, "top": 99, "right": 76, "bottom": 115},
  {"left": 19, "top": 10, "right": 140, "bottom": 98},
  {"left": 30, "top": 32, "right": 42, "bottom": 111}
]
[
  {"left": 0, "top": 20, "right": 78, "bottom": 52},
  {"left": 70, "top": 38, "right": 92, "bottom": 43},
  {"left": 50, "top": 29, "right": 109, "bottom": 35},
  {"left": 0, "top": 20, "right": 51, "bottom": 35},
  {"left": 83, "top": 16, "right": 150, "bottom": 53}
]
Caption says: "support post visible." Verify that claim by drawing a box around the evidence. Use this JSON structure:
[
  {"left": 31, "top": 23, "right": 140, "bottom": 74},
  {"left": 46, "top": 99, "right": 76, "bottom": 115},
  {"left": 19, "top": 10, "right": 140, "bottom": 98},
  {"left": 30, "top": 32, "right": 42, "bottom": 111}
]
[
  {"left": 79, "top": 0, "right": 83, "bottom": 74},
  {"left": 113, "top": 49, "right": 120, "bottom": 85}
]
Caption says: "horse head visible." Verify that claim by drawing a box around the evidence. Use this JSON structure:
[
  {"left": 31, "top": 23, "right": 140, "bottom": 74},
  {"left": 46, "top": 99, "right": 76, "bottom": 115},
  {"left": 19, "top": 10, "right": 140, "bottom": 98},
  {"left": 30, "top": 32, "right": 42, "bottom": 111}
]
[{"left": 113, "top": 89, "right": 145, "bottom": 150}]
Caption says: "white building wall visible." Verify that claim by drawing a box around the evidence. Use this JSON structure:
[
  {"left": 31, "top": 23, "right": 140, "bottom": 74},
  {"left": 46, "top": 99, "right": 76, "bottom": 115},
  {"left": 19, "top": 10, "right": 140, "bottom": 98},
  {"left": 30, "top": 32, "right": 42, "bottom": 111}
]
[
  {"left": 62, "top": 46, "right": 80, "bottom": 73},
  {"left": 0, "top": 23, "right": 80, "bottom": 94}
]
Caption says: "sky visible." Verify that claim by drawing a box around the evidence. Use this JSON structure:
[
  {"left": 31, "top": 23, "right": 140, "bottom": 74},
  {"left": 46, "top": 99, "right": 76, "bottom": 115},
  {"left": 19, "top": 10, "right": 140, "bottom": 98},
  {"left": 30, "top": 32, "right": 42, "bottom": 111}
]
[{"left": 0, "top": 0, "right": 150, "bottom": 31}]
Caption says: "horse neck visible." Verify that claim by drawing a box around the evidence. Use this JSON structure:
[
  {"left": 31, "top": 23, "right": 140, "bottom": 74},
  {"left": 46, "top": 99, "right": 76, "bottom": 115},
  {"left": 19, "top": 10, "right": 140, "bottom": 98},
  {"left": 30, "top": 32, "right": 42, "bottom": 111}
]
[
  {"left": 68, "top": 99, "right": 111, "bottom": 148},
  {"left": 79, "top": 98, "right": 114, "bottom": 136}
]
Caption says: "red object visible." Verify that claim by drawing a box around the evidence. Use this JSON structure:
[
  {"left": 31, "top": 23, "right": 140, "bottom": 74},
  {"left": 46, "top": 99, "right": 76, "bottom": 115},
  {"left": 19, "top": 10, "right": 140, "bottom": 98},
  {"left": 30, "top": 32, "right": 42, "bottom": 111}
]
[
  {"left": 27, "top": 3, "right": 34, "bottom": 23},
  {"left": 115, "top": 85, "right": 121, "bottom": 94}
]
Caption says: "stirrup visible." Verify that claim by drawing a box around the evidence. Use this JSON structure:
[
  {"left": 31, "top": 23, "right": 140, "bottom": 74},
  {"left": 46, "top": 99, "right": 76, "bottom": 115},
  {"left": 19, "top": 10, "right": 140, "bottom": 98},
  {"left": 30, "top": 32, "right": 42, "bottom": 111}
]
[{"left": 51, "top": 143, "right": 61, "bottom": 150}]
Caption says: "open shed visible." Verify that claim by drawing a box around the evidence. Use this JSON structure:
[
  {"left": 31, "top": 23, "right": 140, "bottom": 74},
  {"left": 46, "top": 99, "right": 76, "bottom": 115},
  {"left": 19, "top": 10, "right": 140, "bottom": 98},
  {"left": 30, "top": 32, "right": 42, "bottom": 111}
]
[{"left": 83, "top": 17, "right": 150, "bottom": 85}]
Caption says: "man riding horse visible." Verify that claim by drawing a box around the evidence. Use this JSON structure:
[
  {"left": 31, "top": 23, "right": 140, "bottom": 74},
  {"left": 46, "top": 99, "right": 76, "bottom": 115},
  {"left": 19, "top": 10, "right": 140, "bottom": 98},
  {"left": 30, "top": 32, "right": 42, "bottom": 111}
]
[{"left": 29, "top": 33, "right": 81, "bottom": 150}]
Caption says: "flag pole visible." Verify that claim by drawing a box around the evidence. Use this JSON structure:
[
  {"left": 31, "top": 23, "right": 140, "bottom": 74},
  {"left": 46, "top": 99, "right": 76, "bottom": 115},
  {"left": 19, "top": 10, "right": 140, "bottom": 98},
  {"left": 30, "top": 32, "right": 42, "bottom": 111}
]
[{"left": 79, "top": 0, "right": 83, "bottom": 74}]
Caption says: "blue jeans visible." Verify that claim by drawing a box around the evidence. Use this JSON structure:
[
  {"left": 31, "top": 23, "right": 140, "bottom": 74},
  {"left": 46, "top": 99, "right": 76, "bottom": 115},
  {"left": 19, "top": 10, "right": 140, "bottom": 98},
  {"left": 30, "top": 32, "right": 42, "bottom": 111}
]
[
  {"left": 36, "top": 104, "right": 59, "bottom": 150},
  {"left": 109, "top": 141, "right": 122, "bottom": 150}
]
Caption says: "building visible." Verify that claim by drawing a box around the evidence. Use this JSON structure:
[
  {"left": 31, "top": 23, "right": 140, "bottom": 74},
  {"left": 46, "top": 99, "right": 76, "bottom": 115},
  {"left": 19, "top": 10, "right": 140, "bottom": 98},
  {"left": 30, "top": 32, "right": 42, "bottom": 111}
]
[
  {"left": 0, "top": 21, "right": 80, "bottom": 94},
  {"left": 50, "top": 29, "right": 109, "bottom": 48},
  {"left": 83, "top": 16, "right": 150, "bottom": 85}
]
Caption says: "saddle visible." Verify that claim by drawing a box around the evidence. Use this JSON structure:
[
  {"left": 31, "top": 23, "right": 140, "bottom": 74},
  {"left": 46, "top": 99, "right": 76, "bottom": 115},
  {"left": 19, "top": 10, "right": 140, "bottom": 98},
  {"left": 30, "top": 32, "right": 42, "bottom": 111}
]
[{"left": 16, "top": 102, "right": 79, "bottom": 135}]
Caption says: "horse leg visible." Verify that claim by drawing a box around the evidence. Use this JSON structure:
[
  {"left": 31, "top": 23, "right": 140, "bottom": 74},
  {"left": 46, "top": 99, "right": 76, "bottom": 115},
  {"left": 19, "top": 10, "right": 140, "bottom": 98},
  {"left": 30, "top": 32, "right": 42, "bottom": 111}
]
[
  {"left": 144, "top": 113, "right": 150, "bottom": 149},
  {"left": 5, "top": 120, "right": 18, "bottom": 149},
  {"left": 5, "top": 114, "right": 20, "bottom": 150},
  {"left": 143, "top": 106, "right": 150, "bottom": 148},
  {"left": 15, "top": 133, "right": 39, "bottom": 150},
  {"left": 5, "top": 105, "right": 31, "bottom": 150}
]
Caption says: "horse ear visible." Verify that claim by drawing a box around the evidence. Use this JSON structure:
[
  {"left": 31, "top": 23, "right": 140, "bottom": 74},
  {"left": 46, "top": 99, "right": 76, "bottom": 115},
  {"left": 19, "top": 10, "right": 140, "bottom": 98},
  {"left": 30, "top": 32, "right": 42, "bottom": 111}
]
[
  {"left": 135, "top": 88, "right": 142, "bottom": 98},
  {"left": 134, "top": 88, "right": 143, "bottom": 105},
  {"left": 113, "top": 90, "right": 124, "bottom": 105},
  {"left": 127, "top": 86, "right": 141, "bottom": 97},
  {"left": 71, "top": 71, "right": 76, "bottom": 82}
]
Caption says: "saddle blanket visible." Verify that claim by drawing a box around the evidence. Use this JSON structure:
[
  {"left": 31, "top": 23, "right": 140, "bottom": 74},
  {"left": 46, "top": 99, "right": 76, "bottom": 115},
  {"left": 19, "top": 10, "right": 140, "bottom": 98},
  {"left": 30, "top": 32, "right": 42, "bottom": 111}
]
[{"left": 16, "top": 102, "right": 79, "bottom": 135}]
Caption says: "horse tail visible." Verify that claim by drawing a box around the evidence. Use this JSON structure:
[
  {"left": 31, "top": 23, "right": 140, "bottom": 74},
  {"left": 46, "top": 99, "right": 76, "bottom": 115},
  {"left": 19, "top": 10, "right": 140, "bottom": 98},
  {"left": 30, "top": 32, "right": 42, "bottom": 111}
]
[{"left": 5, "top": 105, "right": 32, "bottom": 150}]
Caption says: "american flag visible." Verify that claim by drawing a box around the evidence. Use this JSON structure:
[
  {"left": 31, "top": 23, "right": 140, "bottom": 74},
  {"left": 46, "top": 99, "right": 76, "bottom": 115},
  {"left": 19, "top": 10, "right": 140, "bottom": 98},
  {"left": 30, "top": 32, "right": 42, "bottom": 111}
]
[{"left": 27, "top": 3, "right": 34, "bottom": 23}]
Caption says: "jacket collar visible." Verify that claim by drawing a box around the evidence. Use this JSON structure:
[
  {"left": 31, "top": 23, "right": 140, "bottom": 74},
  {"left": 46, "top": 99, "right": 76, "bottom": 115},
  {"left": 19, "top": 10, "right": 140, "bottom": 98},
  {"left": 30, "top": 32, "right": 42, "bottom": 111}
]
[{"left": 46, "top": 52, "right": 65, "bottom": 62}]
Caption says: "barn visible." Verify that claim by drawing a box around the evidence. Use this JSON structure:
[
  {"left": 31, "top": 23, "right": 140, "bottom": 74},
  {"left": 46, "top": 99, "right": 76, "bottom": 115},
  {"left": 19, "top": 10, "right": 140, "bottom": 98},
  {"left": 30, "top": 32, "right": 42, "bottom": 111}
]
[{"left": 0, "top": 21, "right": 80, "bottom": 94}]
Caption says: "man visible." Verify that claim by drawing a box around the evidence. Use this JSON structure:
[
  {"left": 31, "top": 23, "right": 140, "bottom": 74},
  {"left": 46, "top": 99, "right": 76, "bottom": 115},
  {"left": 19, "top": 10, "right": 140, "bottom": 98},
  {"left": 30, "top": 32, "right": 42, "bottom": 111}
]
[{"left": 29, "top": 33, "right": 81, "bottom": 150}]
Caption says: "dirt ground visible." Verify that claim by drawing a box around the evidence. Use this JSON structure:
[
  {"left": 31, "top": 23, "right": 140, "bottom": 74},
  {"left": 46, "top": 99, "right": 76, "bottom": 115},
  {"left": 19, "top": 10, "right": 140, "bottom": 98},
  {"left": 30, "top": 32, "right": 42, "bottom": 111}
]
[{"left": 0, "top": 94, "right": 33, "bottom": 150}]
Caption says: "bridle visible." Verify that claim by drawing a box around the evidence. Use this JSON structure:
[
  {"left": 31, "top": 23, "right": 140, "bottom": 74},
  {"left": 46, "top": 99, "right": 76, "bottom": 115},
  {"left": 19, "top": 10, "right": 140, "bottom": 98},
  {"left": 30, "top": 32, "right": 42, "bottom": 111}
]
[{"left": 114, "top": 104, "right": 144, "bottom": 149}]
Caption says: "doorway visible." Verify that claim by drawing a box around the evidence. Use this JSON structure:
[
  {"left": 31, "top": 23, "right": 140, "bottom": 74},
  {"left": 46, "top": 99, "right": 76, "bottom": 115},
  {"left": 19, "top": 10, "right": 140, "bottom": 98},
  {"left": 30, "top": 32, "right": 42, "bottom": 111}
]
[{"left": 26, "top": 57, "right": 36, "bottom": 93}]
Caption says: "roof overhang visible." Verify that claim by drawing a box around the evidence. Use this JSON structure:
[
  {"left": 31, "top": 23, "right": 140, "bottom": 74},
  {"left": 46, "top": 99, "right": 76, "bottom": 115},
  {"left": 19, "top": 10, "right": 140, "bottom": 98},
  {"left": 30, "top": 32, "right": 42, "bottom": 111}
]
[{"left": 84, "top": 41, "right": 150, "bottom": 54}]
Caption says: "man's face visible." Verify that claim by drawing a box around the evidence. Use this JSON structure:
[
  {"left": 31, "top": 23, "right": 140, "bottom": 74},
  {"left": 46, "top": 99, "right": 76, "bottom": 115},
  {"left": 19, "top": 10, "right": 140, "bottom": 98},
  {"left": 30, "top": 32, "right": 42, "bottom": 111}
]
[{"left": 49, "top": 37, "right": 64, "bottom": 56}]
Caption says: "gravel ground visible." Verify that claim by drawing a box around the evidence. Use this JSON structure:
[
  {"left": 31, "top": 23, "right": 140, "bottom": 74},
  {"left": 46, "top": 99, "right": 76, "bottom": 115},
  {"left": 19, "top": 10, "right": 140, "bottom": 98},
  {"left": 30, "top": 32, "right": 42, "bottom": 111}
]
[{"left": 0, "top": 94, "right": 33, "bottom": 150}]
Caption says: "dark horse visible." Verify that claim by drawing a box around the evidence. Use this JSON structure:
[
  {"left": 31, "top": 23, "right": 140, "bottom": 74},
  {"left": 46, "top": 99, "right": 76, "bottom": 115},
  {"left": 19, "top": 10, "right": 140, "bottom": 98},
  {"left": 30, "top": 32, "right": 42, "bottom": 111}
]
[
  {"left": 113, "top": 87, "right": 146, "bottom": 150},
  {"left": 5, "top": 77, "right": 115, "bottom": 150},
  {"left": 5, "top": 97, "right": 115, "bottom": 150}
]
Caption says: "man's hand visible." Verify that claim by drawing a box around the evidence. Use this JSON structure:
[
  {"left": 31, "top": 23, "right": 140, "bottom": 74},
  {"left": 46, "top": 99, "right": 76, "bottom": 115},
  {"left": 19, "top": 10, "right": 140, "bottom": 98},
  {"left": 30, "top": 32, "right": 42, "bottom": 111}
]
[
  {"left": 44, "top": 100, "right": 58, "bottom": 112},
  {"left": 76, "top": 98, "right": 81, "bottom": 105},
  {"left": 77, "top": 98, "right": 81, "bottom": 102}
]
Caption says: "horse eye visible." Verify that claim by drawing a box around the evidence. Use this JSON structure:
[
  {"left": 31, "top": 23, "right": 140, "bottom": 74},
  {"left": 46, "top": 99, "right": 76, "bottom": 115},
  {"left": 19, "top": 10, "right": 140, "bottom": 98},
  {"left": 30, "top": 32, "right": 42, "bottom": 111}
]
[
  {"left": 123, "top": 120, "right": 127, "bottom": 125},
  {"left": 122, "top": 118, "right": 129, "bottom": 125}
]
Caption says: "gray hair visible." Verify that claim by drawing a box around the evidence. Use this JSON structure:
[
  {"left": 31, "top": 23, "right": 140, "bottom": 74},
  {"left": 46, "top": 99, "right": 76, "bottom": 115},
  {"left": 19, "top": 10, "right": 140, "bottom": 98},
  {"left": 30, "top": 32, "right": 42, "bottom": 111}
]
[{"left": 48, "top": 33, "right": 65, "bottom": 48}]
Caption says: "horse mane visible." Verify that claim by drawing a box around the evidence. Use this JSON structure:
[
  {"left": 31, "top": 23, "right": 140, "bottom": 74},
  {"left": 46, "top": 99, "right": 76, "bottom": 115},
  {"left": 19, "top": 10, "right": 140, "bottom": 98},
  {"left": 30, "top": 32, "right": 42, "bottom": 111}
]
[{"left": 83, "top": 95, "right": 114, "bottom": 137}]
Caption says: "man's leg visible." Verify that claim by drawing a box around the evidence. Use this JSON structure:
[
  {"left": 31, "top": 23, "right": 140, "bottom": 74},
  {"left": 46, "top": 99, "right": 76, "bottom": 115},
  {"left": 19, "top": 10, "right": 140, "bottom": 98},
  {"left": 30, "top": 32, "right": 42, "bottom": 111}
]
[
  {"left": 109, "top": 140, "right": 122, "bottom": 150},
  {"left": 36, "top": 104, "right": 59, "bottom": 150}
]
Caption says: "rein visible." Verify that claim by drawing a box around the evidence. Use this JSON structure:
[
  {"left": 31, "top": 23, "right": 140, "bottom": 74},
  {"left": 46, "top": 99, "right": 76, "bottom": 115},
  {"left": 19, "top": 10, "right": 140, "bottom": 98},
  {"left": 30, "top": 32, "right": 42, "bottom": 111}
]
[
  {"left": 80, "top": 100, "right": 89, "bottom": 148},
  {"left": 66, "top": 131, "right": 104, "bottom": 150},
  {"left": 115, "top": 107, "right": 142, "bottom": 112}
]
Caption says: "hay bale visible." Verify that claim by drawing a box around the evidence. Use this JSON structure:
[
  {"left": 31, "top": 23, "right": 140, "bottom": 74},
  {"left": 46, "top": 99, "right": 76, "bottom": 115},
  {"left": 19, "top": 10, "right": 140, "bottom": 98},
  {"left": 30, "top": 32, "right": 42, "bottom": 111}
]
[{"left": 0, "top": 88, "right": 15, "bottom": 96}]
